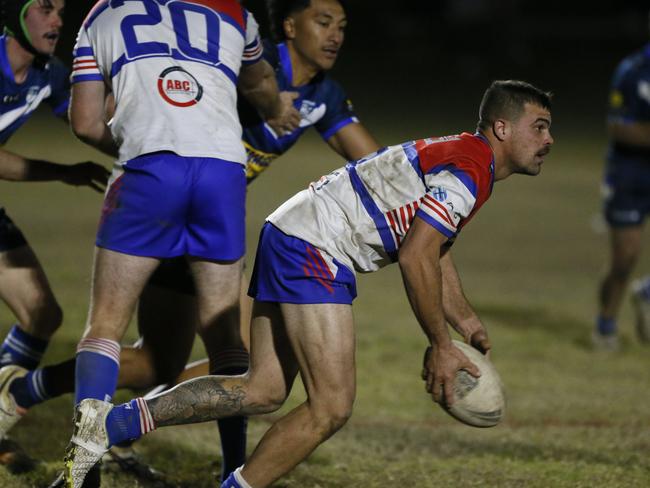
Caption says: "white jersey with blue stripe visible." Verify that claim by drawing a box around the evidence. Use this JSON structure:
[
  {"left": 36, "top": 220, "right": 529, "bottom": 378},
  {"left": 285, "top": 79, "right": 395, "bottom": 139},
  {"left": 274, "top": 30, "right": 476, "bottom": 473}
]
[
  {"left": 267, "top": 133, "right": 495, "bottom": 274},
  {"left": 72, "top": 0, "right": 263, "bottom": 165}
]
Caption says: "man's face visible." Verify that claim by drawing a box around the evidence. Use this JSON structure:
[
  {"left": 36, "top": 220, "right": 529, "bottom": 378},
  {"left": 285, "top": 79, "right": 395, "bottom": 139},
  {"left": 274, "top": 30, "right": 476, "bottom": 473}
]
[
  {"left": 24, "top": 0, "right": 65, "bottom": 56},
  {"left": 506, "top": 102, "right": 554, "bottom": 176},
  {"left": 287, "top": 0, "right": 347, "bottom": 72}
]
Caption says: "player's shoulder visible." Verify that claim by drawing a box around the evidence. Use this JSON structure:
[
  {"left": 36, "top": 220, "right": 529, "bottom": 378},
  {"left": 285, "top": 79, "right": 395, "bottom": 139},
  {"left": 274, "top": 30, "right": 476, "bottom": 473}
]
[
  {"left": 615, "top": 44, "right": 650, "bottom": 80},
  {"left": 261, "top": 39, "right": 281, "bottom": 68}
]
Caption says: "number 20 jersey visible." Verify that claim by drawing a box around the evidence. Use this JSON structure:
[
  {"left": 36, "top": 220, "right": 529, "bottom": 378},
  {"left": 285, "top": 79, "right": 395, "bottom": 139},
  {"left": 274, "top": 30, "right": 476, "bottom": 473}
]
[
  {"left": 72, "top": 0, "right": 263, "bottom": 165},
  {"left": 268, "top": 133, "right": 495, "bottom": 274}
]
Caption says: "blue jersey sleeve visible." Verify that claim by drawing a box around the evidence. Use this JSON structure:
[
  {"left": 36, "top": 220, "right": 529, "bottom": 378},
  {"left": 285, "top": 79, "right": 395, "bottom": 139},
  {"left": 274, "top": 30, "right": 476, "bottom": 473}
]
[
  {"left": 314, "top": 78, "right": 359, "bottom": 141},
  {"left": 45, "top": 58, "right": 70, "bottom": 117},
  {"left": 608, "top": 47, "right": 650, "bottom": 123}
]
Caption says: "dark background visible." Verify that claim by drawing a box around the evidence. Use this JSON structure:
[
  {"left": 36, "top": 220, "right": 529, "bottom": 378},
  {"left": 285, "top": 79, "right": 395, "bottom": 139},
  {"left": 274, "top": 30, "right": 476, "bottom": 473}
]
[{"left": 55, "top": 1, "right": 650, "bottom": 137}]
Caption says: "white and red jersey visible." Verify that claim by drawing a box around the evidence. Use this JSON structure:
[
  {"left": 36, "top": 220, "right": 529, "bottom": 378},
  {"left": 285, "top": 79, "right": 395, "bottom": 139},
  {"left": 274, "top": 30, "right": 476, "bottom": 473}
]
[
  {"left": 72, "top": 0, "right": 263, "bottom": 165},
  {"left": 268, "top": 132, "right": 495, "bottom": 273}
]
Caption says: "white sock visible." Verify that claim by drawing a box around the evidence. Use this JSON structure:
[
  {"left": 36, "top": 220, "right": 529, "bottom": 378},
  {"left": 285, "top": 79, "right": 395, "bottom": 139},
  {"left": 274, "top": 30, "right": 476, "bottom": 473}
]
[{"left": 234, "top": 466, "right": 253, "bottom": 488}]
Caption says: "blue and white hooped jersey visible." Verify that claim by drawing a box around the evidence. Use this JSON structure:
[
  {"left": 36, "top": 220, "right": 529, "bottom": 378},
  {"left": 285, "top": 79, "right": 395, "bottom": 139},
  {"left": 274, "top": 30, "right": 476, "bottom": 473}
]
[
  {"left": 606, "top": 42, "right": 650, "bottom": 165},
  {"left": 0, "top": 35, "right": 70, "bottom": 145},
  {"left": 72, "top": 0, "right": 263, "bottom": 165},
  {"left": 239, "top": 40, "right": 359, "bottom": 182},
  {"left": 268, "top": 132, "right": 495, "bottom": 274}
]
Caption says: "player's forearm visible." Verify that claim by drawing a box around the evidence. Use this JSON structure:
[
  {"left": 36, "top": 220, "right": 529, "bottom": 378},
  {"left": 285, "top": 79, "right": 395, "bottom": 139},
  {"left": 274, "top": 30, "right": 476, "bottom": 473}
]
[
  {"left": 0, "top": 148, "right": 67, "bottom": 182},
  {"left": 239, "top": 62, "right": 282, "bottom": 121},
  {"left": 608, "top": 120, "right": 650, "bottom": 148},
  {"left": 440, "top": 252, "right": 477, "bottom": 328},
  {"left": 399, "top": 251, "right": 451, "bottom": 347},
  {"left": 72, "top": 121, "right": 118, "bottom": 158}
]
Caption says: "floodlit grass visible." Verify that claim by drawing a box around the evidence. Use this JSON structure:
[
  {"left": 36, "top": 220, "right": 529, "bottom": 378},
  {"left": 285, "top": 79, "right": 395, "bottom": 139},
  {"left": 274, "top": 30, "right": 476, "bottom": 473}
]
[{"left": 1, "top": 111, "right": 649, "bottom": 487}]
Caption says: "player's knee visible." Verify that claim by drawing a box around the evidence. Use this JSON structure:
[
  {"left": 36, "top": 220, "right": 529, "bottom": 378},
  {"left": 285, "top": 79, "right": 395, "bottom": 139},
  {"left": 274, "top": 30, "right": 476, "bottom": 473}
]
[
  {"left": 310, "top": 395, "right": 354, "bottom": 437},
  {"left": 28, "top": 298, "right": 63, "bottom": 335}
]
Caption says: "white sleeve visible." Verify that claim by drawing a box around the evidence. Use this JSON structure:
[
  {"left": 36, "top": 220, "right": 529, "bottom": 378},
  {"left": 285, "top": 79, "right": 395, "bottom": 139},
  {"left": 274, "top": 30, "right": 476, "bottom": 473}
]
[
  {"left": 71, "top": 26, "right": 103, "bottom": 84},
  {"left": 416, "top": 171, "right": 476, "bottom": 238},
  {"left": 242, "top": 10, "right": 263, "bottom": 65}
]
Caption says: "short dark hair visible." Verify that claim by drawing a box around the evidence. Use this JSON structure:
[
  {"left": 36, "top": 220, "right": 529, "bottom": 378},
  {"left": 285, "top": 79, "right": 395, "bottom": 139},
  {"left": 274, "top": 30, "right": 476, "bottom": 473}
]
[
  {"left": 266, "top": 0, "right": 346, "bottom": 42},
  {"left": 477, "top": 80, "right": 553, "bottom": 132}
]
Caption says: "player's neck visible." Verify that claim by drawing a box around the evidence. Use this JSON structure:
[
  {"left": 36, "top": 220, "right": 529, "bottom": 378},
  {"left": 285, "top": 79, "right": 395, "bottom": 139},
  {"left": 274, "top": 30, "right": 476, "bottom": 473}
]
[
  {"left": 482, "top": 131, "right": 510, "bottom": 181},
  {"left": 6, "top": 36, "right": 35, "bottom": 84},
  {"left": 286, "top": 44, "right": 320, "bottom": 86}
]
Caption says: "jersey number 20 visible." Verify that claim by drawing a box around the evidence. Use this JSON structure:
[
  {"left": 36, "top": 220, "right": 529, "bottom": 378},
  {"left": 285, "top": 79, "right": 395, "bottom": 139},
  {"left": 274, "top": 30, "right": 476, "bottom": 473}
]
[{"left": 112, "top": 0, "right": 220, "bottom": 64}]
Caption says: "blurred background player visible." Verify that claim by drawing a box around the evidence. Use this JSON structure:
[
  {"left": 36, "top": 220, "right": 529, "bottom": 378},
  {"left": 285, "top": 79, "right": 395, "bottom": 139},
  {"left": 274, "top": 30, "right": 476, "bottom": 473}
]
[
  {"left": 65, "top": 79, "right": 554, "bottom": 488},
  {"left": 593, "top": 9, "right": 650, "bottom": 351},
  {"left": 0, "top": 0, "right": 379, "bottom": 483},
  {"left": 0, "top": 0, "right": 108, "bottom": 448},
  {"left": 54, "top": 0, "right": 299, "bottom": 485}
]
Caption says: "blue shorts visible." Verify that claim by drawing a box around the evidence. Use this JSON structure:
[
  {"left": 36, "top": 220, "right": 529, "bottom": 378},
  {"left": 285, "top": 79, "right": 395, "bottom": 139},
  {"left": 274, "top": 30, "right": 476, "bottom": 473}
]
[
  {"left": 97, "top": 152, "right": 246, "bottom": 260},
  {"left": 603, "top": 157, "right": 650, "bottom": 227},
  {"left": 0, "top": 208, "right": 27, "bottom": 252},
  {"left": 248, "top": 223, "right": 357, "bottom": 305}
]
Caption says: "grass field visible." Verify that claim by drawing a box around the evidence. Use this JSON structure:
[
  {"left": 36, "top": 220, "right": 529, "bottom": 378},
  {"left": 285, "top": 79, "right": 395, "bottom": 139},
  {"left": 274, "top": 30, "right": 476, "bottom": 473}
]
[{"left": 1, "top": 106, "right": 650, "bottom": 488}]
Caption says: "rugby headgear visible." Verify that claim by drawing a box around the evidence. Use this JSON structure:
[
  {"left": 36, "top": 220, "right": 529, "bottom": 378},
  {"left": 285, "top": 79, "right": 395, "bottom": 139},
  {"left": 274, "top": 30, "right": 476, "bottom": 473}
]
[{"left": 2, "top": 0, "right": 53, "bottom": 60}]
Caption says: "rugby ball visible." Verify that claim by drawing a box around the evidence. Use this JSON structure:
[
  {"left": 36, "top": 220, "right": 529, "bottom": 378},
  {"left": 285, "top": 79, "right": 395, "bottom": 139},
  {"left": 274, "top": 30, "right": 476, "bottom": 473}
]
[{"left": 440, "top": 340, "right": 505, "bottom": 428}]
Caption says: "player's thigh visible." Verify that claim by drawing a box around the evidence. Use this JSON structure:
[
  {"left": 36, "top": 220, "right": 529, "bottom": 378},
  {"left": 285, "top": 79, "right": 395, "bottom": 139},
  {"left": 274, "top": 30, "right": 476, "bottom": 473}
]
[
  {"left": 246, "top": 301, "right": 299, "bottom": 406},
  {"left": 281, "top": 303, "right": 356, "bottom": 412},
  {"left": 87, "top": 247, "right": 160, "bottom": 339},
  {"left": 0, "top": 244, "right": 58, "bottom": 324}
]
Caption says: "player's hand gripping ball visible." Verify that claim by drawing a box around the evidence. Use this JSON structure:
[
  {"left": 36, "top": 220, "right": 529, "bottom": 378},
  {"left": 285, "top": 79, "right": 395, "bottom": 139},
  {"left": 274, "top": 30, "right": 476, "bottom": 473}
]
[{"left": 437, "top": 340, "right": 506, "bottom": 427}]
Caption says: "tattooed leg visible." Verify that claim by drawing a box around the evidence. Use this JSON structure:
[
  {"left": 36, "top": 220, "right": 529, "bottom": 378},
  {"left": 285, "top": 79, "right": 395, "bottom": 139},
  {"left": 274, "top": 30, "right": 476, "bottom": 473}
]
[
  {"left": 239, "top": 302, "right": 356, "bottom": 488},
  {"left": 147, "top": 301, "right": 300, "bottom": 428}
]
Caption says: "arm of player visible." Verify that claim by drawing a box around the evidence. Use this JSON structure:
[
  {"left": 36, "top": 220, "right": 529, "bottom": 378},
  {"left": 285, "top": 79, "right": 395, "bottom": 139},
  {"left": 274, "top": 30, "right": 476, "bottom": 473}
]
[
  {"left": 398, "top": 216, "right": 480, "bottom": 405},
  {"left": 238, "top": 59, "right": 300, "bottom": 135},
  {"left": 440, "top": 250, "right": 491, "bottom": 354},
  {"left": 0, "top": 148, "right": 109, "bottom": 192},
  {"left": 607, "top": 120, "right": 650, "bottom": 147},
  {"left": 326, "top": 123, "right": 381, "bottom": 160},
  {"left": 70, "top": 80, "right": 119, "bottom": 158}
]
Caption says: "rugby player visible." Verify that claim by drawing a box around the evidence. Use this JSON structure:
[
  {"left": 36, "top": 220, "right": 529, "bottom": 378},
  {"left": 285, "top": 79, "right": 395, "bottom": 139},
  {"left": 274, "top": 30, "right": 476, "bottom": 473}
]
[{"left": 65, "top": 80, "right": 554, "bottom": 488}]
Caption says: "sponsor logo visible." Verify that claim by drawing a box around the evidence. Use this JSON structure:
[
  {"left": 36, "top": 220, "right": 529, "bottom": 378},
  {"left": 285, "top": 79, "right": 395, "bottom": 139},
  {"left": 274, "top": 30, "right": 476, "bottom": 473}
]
[
  {"left": 157, "top": 67, "right": 203, "bottom": 107},
  {"left": 298, "top": 100, "right": 326, "bottom": 127},
  {"left": 26, "top": 86, "right": 40, "bottom": 105},
  {"left": 431, "top": 186, "right": 448, "bottom": 202}
]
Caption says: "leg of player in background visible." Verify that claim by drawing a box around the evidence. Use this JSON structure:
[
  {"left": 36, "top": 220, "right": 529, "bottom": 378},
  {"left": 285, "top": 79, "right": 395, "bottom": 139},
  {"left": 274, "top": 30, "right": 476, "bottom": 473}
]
[
  {"left": 0, "top": 244, "right": 62, "bottom": 370},
  {"left": 595, "top": 224, "right": 643, "bottom": 349},
  {"left": 188, "top": 257, "right": 250, "bottom": 482}
]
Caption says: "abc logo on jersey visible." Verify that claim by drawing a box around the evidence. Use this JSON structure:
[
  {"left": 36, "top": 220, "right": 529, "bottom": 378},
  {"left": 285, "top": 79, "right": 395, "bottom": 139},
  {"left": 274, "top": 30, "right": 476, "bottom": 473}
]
[{"left": 157, "top": 67, "right": 203, "bottom": 107}]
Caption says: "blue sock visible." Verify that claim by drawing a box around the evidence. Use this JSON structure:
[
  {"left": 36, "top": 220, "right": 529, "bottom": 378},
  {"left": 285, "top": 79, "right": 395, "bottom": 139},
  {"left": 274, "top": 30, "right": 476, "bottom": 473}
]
[
  {"left": 0, "top": 325, "right": 48, "bottom": 369},
  {"left": 221, "top": 467, "right": 249, "bottom": 488},
  {"left": 106, "top": 399, "right": 149, "bottom": 447},
  {"left": 597, "top": 316, "right": 616, "bottom": 336},
  {"left": 10, "top": 369, "right": 49, "bottom": 409},
  {"left": 215, "top": 364, "right": 248, "bottom": 482},
  {"left": 75, "top": 338, "right": 121, "bottom": 404}
]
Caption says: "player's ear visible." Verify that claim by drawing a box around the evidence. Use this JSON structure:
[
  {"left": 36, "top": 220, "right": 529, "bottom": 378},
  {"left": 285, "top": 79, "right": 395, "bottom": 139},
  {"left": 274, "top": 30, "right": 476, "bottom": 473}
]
[
  {"left": 492, "top": 119, "right": 507, "bottom": 141},
  {"left": 283, "top": 17, "right": 296, "bottom": 40}
]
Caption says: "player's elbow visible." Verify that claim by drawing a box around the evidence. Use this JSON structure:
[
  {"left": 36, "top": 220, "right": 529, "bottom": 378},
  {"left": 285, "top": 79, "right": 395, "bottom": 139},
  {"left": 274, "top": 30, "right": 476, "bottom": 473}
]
[{"left": 71, "top": 118, "right": 102, "bottom": 146}]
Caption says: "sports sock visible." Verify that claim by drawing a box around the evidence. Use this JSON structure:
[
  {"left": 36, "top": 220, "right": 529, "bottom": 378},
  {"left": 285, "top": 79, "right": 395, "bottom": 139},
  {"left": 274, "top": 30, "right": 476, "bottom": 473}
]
[
  {"left": 0, "top": 324, "right": 48, "bottom": 369},
  {"left": 636, "top": 276, "right": 650, "bottom": 301},
  {"left": 75, "top": 337, "right": 121, "bottom": 404},
  {"left": 596, "top": 316, "right": 616, "bottom": 336},
  {"left": 213, "top": 349, "right": 249, "bottom": 482},
  {"left": 221, "top": 466, "right": 252, "bottom": 488},
  {"left": 9, "top": 358, "right": 76, "bottom": 409},
  {"left": 105, "top": 398, "right": 155, "bottom": 447}
]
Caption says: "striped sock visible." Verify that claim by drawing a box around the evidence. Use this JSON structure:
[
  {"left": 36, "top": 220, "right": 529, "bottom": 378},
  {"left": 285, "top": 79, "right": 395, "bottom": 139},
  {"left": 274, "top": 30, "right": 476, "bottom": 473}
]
[
  {"left": 10, "top": 369, "right": 50, "bottom": 409},
  {"left": 105, "top": 397, "right": 155, "bottom": 447},
  {"left": 75, "top": 337, "right": 121, "bottom": 404},
  {"left": 0, "top": 325, "right": 48, "bottom": 369}
]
